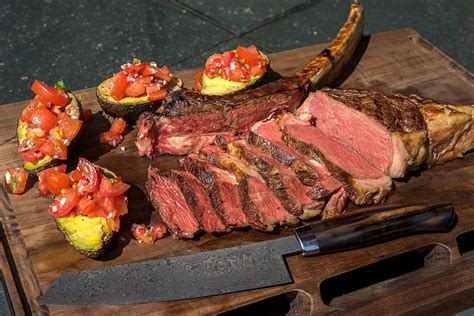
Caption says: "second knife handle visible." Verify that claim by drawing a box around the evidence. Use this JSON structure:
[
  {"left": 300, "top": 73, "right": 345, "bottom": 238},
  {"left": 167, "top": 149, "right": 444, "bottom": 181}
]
[{"left": 294, "top": 203, "right": 455, "bottom": 256}]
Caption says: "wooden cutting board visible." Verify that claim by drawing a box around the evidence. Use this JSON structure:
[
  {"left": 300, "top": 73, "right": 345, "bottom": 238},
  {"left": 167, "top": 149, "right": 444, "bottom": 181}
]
[{"left": 0, "top": 28, "right": 473, "bottom": 315}]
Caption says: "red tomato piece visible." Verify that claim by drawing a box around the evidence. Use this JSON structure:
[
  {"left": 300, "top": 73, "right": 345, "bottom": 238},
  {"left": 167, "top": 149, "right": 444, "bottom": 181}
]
[
  {"left": 146, "top": 86, "right": 167, "bottom": 101},
  {"left": 99, "top": 177, "right": 130, "bottom": 198},
  {"left": 18, "top": 138, "right": 45, "bottom": 162},
  {"left": 70, "top": 169, "right": 84, "bottom": 182},
  {"left": 109, "top": 118, "right": 126, "bottom": 134},
  {"left": 37, "top": 164, "right": 67, "bottom": 195},
  {"left": 150, "top": 224, "right": 167, "bottom": 240},
  {"left": 161, "top": 65, "right": 170, "bottom": 75},
  {"left": 29, "top": 104, "right": 59, "bottom": 132},
  {"left": 205, "top": 53, "right": 223, "bottom": 68},
  {"left": 31, "top": 80, "right": 68, "bottom": 107},
  {"left": 49, "top": 188, "right": 80, "bottom": 217},
  {"left": 58, "top": 112, "right": 83, "bottom": 142},
  {"left": 107, "top": 216, "right": 120, "bottom": 232},
  {"left": 99, "top": 131, "right": 122, "bottom": 147},
  {"left": 102, "top": 195, "right": 128, "bottom": 216},
  {"left": 193, "top": 71, "right": 203, "bottom": 91},
  {"left": 151, "top": 67, "right": 172, "bottom": 82},
  {"left": 5, "top": 167, "right": 29, "bottom": 195},
  {"left": 131, "top": 224, "right": 155, "bottom": 244},
  {"left": 236, "top": 45, "right": 260, "bottom": 65},
  {"left": 83, "top": 109, "right": 92, "bottom": 121},
  {"left": 76, "top": 197, "right": 97, "bottom": 216},
  {"left": 76, "top": 158, "right": 99, "bottom": 194},
  {"left": 39, "top": 138, "right": 68, "bottom": 160},
  {"left": 46, "top": 170, "right": 71, "bottom": 195},
  {"left": 109, "top": 71, "right": 129, "bottom": 101},
  {"left": 222, "top": 51, "right": 235, "bottom": 67},
  {"left": 141, "top": 65, "right": 156, "bottom": 77},
  {"left": 228, "top": 60, "right": 243, "bottom": 82},
  {"left": 250, "top": 65, "right": 264, "bottom": 77},
  {"left": 125, "top": 79, "right": 146, "bottom": 97}
]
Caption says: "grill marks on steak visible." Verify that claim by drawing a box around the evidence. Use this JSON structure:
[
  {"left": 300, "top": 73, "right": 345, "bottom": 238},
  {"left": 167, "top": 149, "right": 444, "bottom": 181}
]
[
  {"left": 136, "top": 77, "right": 307, "bottom": 157},
  {"left": 170, "top": 169, "right": 228, "bottom": 233},
  {"left": 199, "top": 145, "right": 298, "bottom": 231},
  {"left": 227, "top": 140, "right": 322, "bottom": 219},
  {"left": 182, "top": 154, "right": 248, "bottom": 228},
  {"left": 146, "top": 167, "right": 200, "bottom": 238}
]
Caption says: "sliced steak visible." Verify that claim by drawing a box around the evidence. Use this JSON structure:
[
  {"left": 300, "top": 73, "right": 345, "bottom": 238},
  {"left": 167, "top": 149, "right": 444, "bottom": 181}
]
[
  {"left": 153, "top": 132, "right": 235, "bottom": 156},
  {"left": 322, "top": 187, "right": 349, "bottom": 219},
  {"left": 182, "top": 154, "right": 248, "bottom": 228},
  {"left": 227, "top": 140, "right": 322, "bottom": 219},
  {"left": 199, "top": 146, "right": 299, "bottom": 231},
  {"left": 410, "top": 95, "right": 474, "bottom": 166},
  {"left": 297, "top": 89, "right": 428, "bottom": 178},
  {"left": 136, "top": 77, "right": 307, "bottom": 157},
  {"left": 170, "top": 169, "right": 228, "bottom": 233},
  {"left": 146, "top": 167, "right": 200, "bottom": 238},
  {"left": 248, "top": 119, "right": 341, "bottom": 198},
  {"left": 283, "top": 124, "right": 393, "bottom": 205}
]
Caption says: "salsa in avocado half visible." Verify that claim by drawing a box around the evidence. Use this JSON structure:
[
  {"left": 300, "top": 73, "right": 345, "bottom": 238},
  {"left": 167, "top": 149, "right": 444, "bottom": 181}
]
[
  {"left": 196, "top": 45, "right": 269, "bottom": 96},
  {"left": 17, "top": 80, "right": 83, "bottom": 174},
  {"left": 47, "top": 161, "right": 129, "bottom": 258},
  {"left": 96, "top": 59, "right": 182, "bottom": 122}
]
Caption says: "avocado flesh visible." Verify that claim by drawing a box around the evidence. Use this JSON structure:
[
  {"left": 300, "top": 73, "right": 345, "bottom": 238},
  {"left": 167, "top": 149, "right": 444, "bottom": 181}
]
[
  {"left": 201, "top": 74, "right": 262, "bottom": 96},
  {"left": 56, "top": 216, "right": 112, "bottom": 252},
  {"left": 55, "top": 167, "right": 118, "bottom": 258},
  {"left": 17, "top": 93, "right": 82, "bottom": 173}
]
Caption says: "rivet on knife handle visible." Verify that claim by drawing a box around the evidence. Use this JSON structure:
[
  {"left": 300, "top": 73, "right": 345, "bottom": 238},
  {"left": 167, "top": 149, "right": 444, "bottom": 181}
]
[{"left": 294, "top": 203, "right": 455, "bottom": 256}]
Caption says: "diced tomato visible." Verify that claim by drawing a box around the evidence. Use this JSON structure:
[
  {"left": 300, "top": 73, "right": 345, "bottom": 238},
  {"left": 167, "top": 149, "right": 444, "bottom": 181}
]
[
  {"left": 25, "top": 128, "right": 46, "bottom": 139},
  {"left": 98, "top": 177, "right": 130, "bottom": 198},
  {"left": 150, "top": 67, "right": 172, "bottom": 82},
  {"left": 109, "top": 118, "right": 126, "bottom": 134},
  {"left": 102, "top": 195, "right": 128, "bottom": 216},
  {"left": 193, "top": 71, "right": 203, "bottom": 92},
  {"left": 141, "top": 76, "right": 152, "bottom": 85},
  {"left": 222, "top": 51, "right": 235, "bottom": 67},
  {"left": 29, "top": 104, "right": 58, "bottom": 132},
  {"left": 70, "top": 169, "right": 84, "bottom": 182},
  {"left": 49, "top": 188, "right": 80, "bottom": 217},
  {"left": 123, "top": 62, "right": 147, "bottom": 75},
  {"left": 236, "top": 45, "right": 260, "bottom": 65},
  {"left": 39, "top": 138, "right": 67, "bottom": 160},
  {"left": 205, "top": 53, "right": 223, "bottom": 68},
  {"left": 46, "top": 170, "right": 71, "bottom": 195},
  {"left": 83, "top": 109, "right": 92, "bottom": 121},
  {"left": 150, "top": 224, "right": 167, "bottom": 240},
  {"left": 18, "top": 138, "right": 45, "bottom": 162},
  {"left": 31, "top": 80, "right": 68, "bottom": 107},
  {"left": 99, "top": 131, "right": 122, "bottom": 147},
  {"left": 76, "top": 197, "right": 97, "bottom": 216},
  {"left": 250, "top": 65, "right": 264, "bottom": 77},
  {"left": 76, "top": 158, "right": 99, "bottom": 194},
  {"left": 5, "top": 167, "right": 29, "bottom": 195},
  {"left": 146, "top": 85, "right": 167, "bottom": 101},
  {"left": 109, "top": 71, "right": 129, "bottom": 101},
  {"left": 141, "top": 65, "right": 156, "bottom": 77},
  {"left": 204, "top": 65, "right": 219, "bottom": 79},
  {"left": 37, "top": 165, "right": 67, "bottom": 195},
  {"left": 161, "top": 65, "right": 170, "bottom": 75},
  {"left": 228, "top": 60, "right": 243, "bottom": 82},
  {"left": 58, "top": 112, "right": 82, "bottom": 142},
  {"left": 125, "top": 79, "right": 146, "bottom": 97}
]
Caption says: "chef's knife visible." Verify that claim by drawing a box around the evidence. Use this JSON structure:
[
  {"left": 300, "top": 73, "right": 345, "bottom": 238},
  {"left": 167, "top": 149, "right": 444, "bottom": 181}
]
[{"left": 39, "top": 203, "right": 455, "bottom": 305}]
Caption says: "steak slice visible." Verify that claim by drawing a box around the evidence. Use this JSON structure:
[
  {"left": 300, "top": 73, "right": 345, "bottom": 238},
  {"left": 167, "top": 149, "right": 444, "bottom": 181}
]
[
  {"left": 248, "top": 119, "right": 341, "bottom": 199},
  {"left": 297, "top": 89, "right": 428, "bottom": 178},
  {"left": 410, "top": 95, "right": 474, "bottom": 166},
  {"left": 136, "top": 77, "right": 307, "bottom": 157},
  {"left": 146, "top": 167, "right": 200, "bottom": 238},
  {"left": 199, "top": 146, "right": 299, "bottom": 231},
  {"left": 283, "top": 124, "right": 393, "bottom": 205},
  {"left": 322, "top": 187, "right": 349, "bottom": 219},
  {"left": 170, "top": 169, "right": 228, "bottom": 233},
  {"left": 182, "top": 154, "right": 248, "bottom": 228},
  {"left": 227, "top": 140, "right": 322, "bottom": 219}
]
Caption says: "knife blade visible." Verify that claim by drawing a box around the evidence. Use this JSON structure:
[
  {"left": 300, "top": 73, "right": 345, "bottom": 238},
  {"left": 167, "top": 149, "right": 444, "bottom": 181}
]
[{"left": 39, "top": 203, "right": 455, "bottom": 305}]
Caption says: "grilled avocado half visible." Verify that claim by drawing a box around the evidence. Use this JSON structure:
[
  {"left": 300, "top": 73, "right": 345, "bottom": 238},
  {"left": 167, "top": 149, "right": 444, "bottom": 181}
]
[
  {"left": 55, "top": 167, "right": 118, "bottom": 258},
  {"left": 17, "top": 92, "right": 83, "bottom": 174},
  {"left": 96, "top": 77, "right": 182, "bottom": 122}
]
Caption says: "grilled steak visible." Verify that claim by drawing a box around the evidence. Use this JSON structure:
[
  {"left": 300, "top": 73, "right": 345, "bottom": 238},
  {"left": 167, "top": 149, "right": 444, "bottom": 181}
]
[
  {"left": 135, "top": 2, "right": 364, "bottom": 157},
  {"left": 199, "top": 146, "right": 298, "bottom": 231},
  {"left": 146, "top": 167, "right": 200, "bottom": 238},
  {"left": 227, "top": 140, "right": 322, "bottom": 219},
  {"left": 182, "top": 154, "right": 248, "bottom": 228},
  {"left": 170, "top": 169, "right": 228, "bottom": 233},
  {"left": 322, "top": 187, "right": 349, "bottom": 219}
]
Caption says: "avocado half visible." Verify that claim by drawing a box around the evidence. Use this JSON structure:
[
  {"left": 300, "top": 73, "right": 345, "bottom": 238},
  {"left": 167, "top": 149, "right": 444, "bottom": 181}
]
[
  {"left": 96, "top": 77, "right": 183, "bottom": 122},
  {"left": 55, "top": 166, "right": 118, "bottom": 258},
  {"left": 199, "top": 52, "right": 269, "bottom": 96},
  {"left": 17, "top": 92, "right": 84, "bottom": 174}
]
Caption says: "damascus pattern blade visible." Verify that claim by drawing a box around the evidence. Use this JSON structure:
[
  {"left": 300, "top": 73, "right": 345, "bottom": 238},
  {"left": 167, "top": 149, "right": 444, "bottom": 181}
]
[{"left": 39, "top": 235, "right": 301, "bottom": 305}]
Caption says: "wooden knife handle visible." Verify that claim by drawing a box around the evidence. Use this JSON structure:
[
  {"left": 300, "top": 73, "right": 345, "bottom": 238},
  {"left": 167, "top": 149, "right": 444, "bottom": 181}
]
[{"left": 294, "top": 203, "right": 455, "bottom": 256}]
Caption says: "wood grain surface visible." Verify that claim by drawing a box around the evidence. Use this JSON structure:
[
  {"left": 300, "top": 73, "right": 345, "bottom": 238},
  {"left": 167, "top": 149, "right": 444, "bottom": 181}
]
[{"left": 0, "top": 28, "right": 473, "bottom": 315}]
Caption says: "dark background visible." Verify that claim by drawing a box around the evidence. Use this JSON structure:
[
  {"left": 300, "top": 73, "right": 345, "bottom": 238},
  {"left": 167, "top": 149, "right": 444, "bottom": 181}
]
[{"left": 1, "top": 0, "right": 473, "bottom": 105}]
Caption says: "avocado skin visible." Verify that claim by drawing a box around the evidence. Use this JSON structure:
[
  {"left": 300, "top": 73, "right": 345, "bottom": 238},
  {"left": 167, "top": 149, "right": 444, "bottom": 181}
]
[
  {"left": 17, "top": 92, "right": 84, "bottom": 175},
  {"left": 96, "top": 77, "right": 183, "bottom": 122},
  {"left": 53, "top": 167, "right": 118, "bottom": 258}
]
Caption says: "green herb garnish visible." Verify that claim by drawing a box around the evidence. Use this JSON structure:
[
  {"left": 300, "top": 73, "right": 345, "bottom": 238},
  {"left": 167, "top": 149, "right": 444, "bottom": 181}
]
[{"left": 55, "top": 80, "right": 68, "bottom": 91}]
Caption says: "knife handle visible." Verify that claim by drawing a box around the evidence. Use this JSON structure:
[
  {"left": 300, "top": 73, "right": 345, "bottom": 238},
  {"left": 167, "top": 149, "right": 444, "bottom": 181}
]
[{"left": 294, "top": 203, "right": 455, "bottom": 256}]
